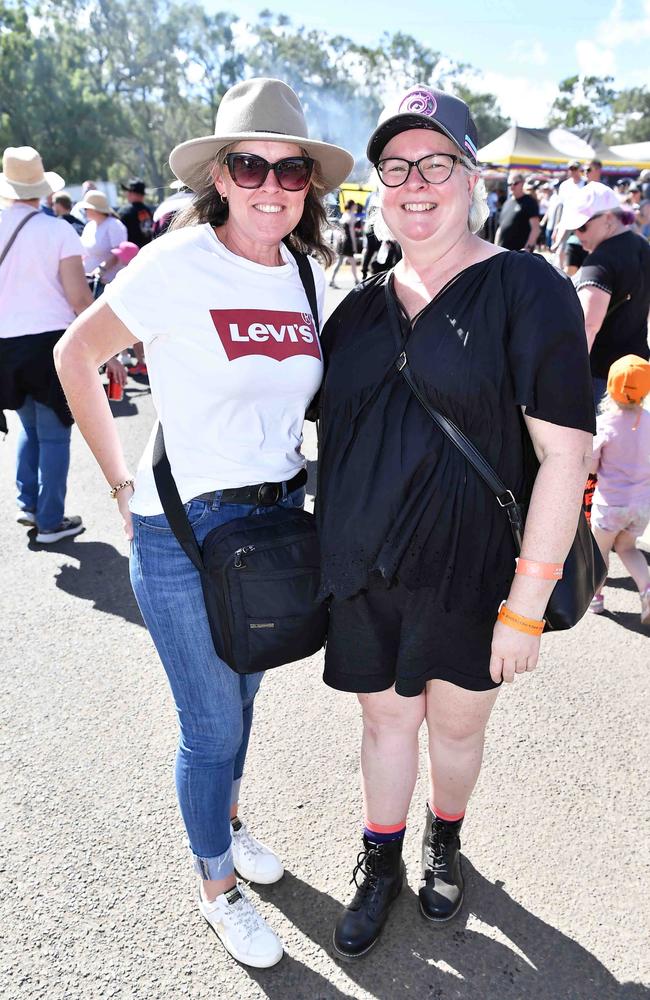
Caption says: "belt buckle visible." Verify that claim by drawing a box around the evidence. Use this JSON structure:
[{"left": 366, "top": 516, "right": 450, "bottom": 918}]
[{"left": 257, "top": 482, "right": 281, "bottom": 506}]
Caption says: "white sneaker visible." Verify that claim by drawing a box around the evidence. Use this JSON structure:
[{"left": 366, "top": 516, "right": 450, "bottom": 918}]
[
  {"left": 35, "top": 516, "right": 84, "bottom": 544},
  {"left": 231, "top": 819, "right": 284, "bottom": 884},
  {"left": 199, "top": 884, "right": 283, "bottom": 968},
  {"left": 16, "top": 510, "right": 36, "bottom": 526}
]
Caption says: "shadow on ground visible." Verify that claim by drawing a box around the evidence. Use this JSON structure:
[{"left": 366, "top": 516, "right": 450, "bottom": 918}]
[
  {"left": 27, "top": 535, "right": 143, "bottom": 627},
  {"left": 250, "top": 861, "right": 646, "bottom": 1000}
]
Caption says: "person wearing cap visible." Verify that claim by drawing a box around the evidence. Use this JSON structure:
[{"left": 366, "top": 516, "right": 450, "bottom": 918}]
[
  {"left": 588, "top": 355, "right": 650, "bottom": 624},
  {"left": 316, "top": 85, "right": 595, "bottom": 958},
  {"left": 563, "top": 182, "right": 650, "bottom": 408},
  {"left": 495, "top": 171, "right": 541, "bottom": 251},
  {"left": 0, "top": 146, "right": 93, "bottom": 542},
  {"left": 118, "top": 178, "right": 154, "bottom": 248},
  {"left": 78, "top": 191, "right": 127, "bottom": 291},
  {"left": 54, "top": 77, "right": 353, "bottom": 968}
]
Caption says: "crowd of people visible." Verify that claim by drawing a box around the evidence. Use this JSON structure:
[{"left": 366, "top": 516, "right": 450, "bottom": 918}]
[{"left": 0, "top": 76, "right": 649, "bottom": 974}]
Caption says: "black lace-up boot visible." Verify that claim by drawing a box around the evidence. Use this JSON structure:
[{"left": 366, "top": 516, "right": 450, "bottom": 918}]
[
  {"left": 419, "top": 804, "right": 464, "bottom": 923},
  {"left": 333, "top": 835, "right": 406, "bottom": 959}
]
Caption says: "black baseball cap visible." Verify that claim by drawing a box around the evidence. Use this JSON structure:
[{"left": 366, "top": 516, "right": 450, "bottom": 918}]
[
  {"left": 121, "top": 177, "right": 146, "bottom": 194},
  {"left": 367, "top": 85, "right": 479, "bottom": 165}
]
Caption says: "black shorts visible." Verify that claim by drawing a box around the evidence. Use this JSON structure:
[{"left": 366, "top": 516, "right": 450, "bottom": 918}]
[{"left": 324, "top": 576, "right": 501, "bottom": 697}]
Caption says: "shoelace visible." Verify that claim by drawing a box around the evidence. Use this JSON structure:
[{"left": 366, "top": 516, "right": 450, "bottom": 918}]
[
  {"left": 223, "top": 889, "right": 266, "bottom": 940},
  {"left": 234, "top": 825, "right": 264, "bottom": 858},
  {"left": 350, "top": 847, "right": 381, "bottom": 891},
  {"left": 425, "top": 828, "right": 449, "bottom": 876}
]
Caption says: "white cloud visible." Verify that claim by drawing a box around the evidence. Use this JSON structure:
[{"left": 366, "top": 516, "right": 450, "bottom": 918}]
[
  {"left": 510, "top": 40, "right": 548, "bottom": 67},
  {"left": 468, "top": 70, "right": 558, "bottom": 127},
  {"left": 575, "top": 0, "right": 650, "bottom": 87},
  {"left": 595, "top": 0, "right": 650, "bottom": 45},
  {"left": 575, "top": 39, "right": 617, "bottom": 78}
]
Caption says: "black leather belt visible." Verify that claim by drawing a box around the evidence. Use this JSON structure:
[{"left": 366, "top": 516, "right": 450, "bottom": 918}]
[{"left": 194, "top": 467, "right": 307, "bottom": 506}]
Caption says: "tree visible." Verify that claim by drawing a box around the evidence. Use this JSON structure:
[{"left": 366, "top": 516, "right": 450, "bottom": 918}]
[
  {"left": 452, "top": 83, "right": 509, "bottom": 146},
  {"left": 606, "top": 87, "right": 650, "bottom": 144},
  {"left": 547, "top": 75, "right": 617, "bottom": 137}
]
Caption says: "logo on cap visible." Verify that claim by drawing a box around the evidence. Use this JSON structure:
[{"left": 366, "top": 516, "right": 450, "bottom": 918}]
[{"left": 399, "top": 88, "right": 437, "bottom": 118}]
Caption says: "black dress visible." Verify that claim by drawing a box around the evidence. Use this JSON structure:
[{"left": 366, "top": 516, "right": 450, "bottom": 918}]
[{"left": 316, "top": 251, "right": 595, "bottom": 696}]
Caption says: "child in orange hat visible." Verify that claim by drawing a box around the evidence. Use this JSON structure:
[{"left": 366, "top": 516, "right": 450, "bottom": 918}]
[{"left": 589, "top": 354, "right": 650, "bottom": 624}]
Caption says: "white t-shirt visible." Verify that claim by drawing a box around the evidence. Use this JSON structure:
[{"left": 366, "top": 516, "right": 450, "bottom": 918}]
[
  {"left": 81, "top": 216, "right": 127, "bottom": 280},
  {"left": 0, "top": 203, "right": 84, "bottom": 338},
  {"left": 103, "top": 224, "right": 326, "bottom": 515}
]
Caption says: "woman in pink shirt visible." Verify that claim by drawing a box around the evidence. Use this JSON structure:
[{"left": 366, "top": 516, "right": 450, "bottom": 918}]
[{"left": 589, "top": 354, "right": 650, "bottom": 624}]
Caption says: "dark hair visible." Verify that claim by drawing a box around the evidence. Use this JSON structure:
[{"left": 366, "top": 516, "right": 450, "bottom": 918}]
[
  {"left": 344, "top": 199, "right": 356, "bottom": 210},
  {"left": 170, "top": 145, "right": 334, "bottom": 266},
  {"left": 53, "top": 192, "right": 72, "bottom": 211}
]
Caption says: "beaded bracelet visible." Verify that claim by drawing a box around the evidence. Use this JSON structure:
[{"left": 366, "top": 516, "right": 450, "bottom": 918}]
[
  {"left": 515, "top": 558, "right": 563, "bottom": 581},
  {"left": 497, "top": 602, "right": 545, "bottom": 636},
  {"left": 109, "top": 479, "right": 134, "bottom": 500}
]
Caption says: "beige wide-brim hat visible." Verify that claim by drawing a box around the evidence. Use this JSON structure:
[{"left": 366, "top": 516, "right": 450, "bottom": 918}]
[
  {"left": 169, "top": 77, "right": 354, "bottom": 194},
  {"left": 0, "top": 146, "right": 65, "bottom": 200},
  {"left": 75, "top": 190, "right": 116, "bottom": 216}
]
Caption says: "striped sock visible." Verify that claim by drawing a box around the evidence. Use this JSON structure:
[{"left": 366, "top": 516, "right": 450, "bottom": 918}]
[
  {"left": 364, "top": 819, "right": 406, "bottom": 844},
  {"left": 431, "top": 802, "right": 465, "bottom": 823}
]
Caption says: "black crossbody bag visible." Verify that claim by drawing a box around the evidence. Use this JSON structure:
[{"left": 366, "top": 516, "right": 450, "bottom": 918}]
[
  {"left": 384, "top": 280, "right": 606, "bottom": 631},
  {"left": 152, "top": 246, "right": 328, "bottom": 674}
]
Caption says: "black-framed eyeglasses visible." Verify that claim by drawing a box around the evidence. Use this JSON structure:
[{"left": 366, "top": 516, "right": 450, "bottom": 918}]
[
  {"left": 376, "top": 153, "right": 460, "bottom": 187},
  {"left": 224, "top": 152, "right": 314, "bottom": 191}
]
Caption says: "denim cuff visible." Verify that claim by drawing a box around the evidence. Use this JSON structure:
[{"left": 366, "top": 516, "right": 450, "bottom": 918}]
[{"left": 191, "top": 843, "right": 234, "bottom": 880}]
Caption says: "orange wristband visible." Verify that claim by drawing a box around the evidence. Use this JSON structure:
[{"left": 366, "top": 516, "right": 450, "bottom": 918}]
[
  {"left": 497, "top": 602, "right": 545, "bottom": 636},
  {"left": 515, "top": 558, "right": 563, "bottom": 580}
]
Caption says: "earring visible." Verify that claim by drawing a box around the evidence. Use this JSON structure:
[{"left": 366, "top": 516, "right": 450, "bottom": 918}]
[{"left": 220, "top": 193, "right": 228, "bottom": 204}]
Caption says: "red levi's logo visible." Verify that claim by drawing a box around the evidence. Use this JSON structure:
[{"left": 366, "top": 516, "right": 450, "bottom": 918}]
[{"left": 209, "top": 309, "right": 321, "bottom": 362}]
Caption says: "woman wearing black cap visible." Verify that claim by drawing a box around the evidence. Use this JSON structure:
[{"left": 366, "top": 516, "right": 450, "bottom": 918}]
[{"left": 316, "top": 86, "right": 596, "bottom": 958}]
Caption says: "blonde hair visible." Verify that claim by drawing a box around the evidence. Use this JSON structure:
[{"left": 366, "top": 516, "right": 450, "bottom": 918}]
[{"left": 370, "top": 155, "right": 489, "bottom": 241}]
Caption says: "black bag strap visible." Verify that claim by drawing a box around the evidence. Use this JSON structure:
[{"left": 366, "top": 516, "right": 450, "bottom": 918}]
[
  {"left": 0, "top": 210, "right": 39, "bottom": 269},
  {"left": 383, "top": 275, "right": 525, "bottom": 539},
  {"left": 152, "top": 243, "right": 320, "bottom": 564}
]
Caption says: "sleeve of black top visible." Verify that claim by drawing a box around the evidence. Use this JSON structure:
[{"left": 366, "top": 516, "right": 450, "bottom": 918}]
[
  {"left": 574, "top": 243, "right": 614, "bottom": 296},
  {"left": 504, "top": 253, "right": 596, "bottom": 433},
  {"left": 523, "top": 194, "right": 541, "bottom": 220}
]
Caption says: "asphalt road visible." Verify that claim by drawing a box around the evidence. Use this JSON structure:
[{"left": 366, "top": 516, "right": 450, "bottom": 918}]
[{"left": 1, "top": 274, "right": 649, "bottom": 1000}]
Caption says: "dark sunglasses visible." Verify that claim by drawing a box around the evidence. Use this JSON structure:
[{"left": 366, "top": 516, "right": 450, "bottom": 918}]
[
  {"left": 224, "top": 152, "right": 314, "bottom": 191},
  {"left": 576, "top": 212, "right": 606, "bottom": 234}
]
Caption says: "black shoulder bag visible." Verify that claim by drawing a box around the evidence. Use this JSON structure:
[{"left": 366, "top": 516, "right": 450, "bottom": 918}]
[
  {"left": 152, "top": 247, "right": 328, "bottom": 674},
  {"left": 384, "top": 280, "right": 606, "bottom": 631}
]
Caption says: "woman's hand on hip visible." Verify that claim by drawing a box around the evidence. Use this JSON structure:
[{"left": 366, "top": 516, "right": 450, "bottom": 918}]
[
  {"left": 116, "top": 485, "right": 134, "bottom": 541},
  {"left": 489, "top": 620, "right": 541, "bottom": 685}
]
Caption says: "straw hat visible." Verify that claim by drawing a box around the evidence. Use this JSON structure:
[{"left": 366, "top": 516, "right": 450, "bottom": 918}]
[
  {"left": 0, "top": 146, "right": 65, "bottom": 200},
  {"left": 75, "top": 190, "right": 116, "bottom": 216},
  {"left": 169, "top": 77, "right": 354, "bottom": 194}
]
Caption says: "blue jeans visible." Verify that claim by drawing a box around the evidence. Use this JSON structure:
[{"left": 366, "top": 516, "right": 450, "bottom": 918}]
[
  {"left": 129, "top": 483, "right": 306, "bottom": 880},
  {"left": 16, "top": 395, "right": 71, "bottom": 530}
]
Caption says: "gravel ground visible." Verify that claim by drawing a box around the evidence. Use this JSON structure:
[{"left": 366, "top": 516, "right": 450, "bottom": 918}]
[{"left": 1, "top": 280, "right": 649, "bottom": 1000}]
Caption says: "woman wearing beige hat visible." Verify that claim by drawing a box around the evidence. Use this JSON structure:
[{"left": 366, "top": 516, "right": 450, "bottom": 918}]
[
  {"left": 0, "top": 145, "right": 93, "bottom": 542},
  {"left": 55, "top": 78, "right": 353, "bottom": 968},
  {"left": 77, "top": 190, "right": 127, "bottom": 290}
]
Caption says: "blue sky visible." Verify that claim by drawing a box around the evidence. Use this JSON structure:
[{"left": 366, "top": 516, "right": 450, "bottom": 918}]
[{"left": 205, "top": 0, "right": 650, "bottom": 126}]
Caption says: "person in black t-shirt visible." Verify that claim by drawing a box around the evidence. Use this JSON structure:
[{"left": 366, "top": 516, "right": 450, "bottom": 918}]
[
  {"left": 495, "top": 172, "right": 541, "bottom": 251},
  {"left": 563, "top": 182, "right": 650, "bottom": 407},
  {"left": 319, "top": 86, "right": 595, "bottom": 961},
  {"left": 118, "top": 178, "right": 154, "bottom": 247}
]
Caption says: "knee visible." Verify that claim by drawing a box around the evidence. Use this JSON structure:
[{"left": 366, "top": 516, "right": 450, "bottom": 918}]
[
  {"left": 431, "top": 714, "right": 486, "bottom": 748},
  {"left": 361, "top": 693, "right": 425, "bottom": 740},
  {"left": 178, "top": 713, "right": 244, "bottom": 766}
]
